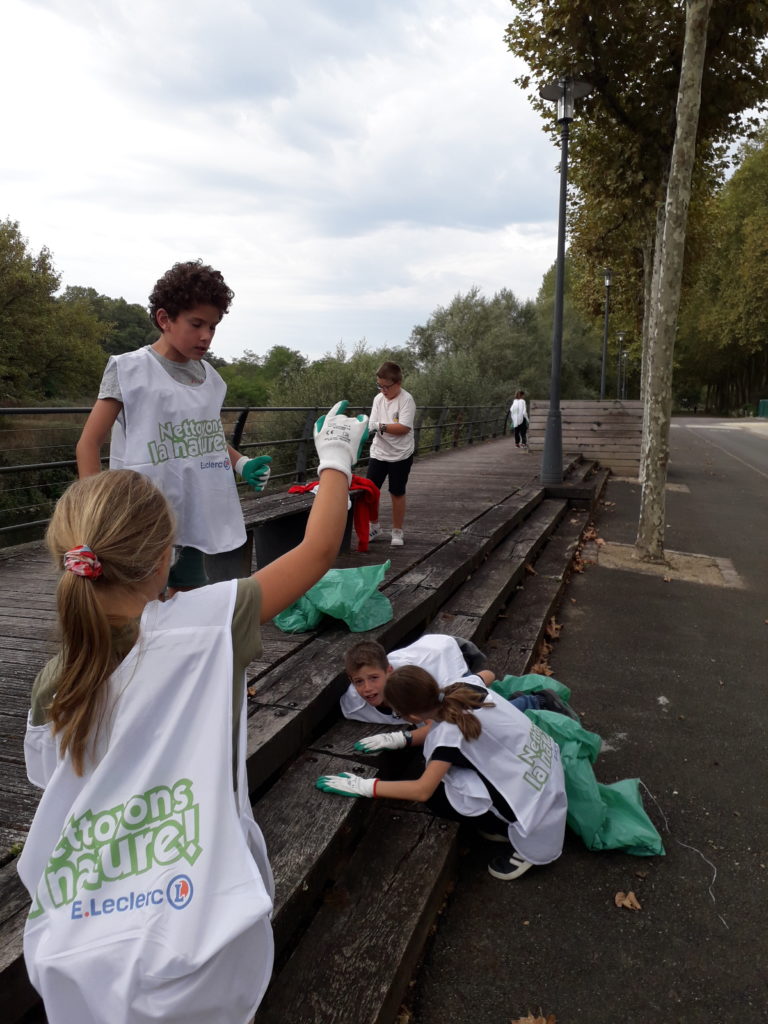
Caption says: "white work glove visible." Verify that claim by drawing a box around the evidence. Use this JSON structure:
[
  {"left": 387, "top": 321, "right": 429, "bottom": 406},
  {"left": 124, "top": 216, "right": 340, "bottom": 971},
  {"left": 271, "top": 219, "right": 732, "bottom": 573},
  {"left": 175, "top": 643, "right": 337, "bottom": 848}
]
[
  {"left": 313, "top": 400, "right": 368, "bottom": 483},
  {"left": 315, "top": 772, "right": 376, "bottom": 798},
  {"left": 235, "top": 455, "right": 272, "bottom": 493},
  {"left": 354, "top": 731, "right": 410, "bottom": 753},
  {"left": 368, "top": 420, "right": 379, "bottom": 437}
]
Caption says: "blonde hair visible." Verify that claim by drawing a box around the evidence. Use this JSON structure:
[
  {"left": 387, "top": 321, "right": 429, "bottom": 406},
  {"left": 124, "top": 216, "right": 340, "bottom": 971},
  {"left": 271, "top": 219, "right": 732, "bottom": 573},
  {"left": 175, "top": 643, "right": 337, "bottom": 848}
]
[
  {"left": 384, "top": 665, "right": 492, "bottom": 741},
  {"left": 45, "top": 470, "right": 175, "bottom": 775}
]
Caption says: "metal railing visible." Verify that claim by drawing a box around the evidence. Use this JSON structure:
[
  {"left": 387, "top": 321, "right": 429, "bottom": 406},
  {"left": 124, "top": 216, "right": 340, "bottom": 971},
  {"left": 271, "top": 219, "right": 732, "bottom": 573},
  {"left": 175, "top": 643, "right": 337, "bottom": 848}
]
[{"left": 0, "top": 404, "right": 510, "bottom": 545}]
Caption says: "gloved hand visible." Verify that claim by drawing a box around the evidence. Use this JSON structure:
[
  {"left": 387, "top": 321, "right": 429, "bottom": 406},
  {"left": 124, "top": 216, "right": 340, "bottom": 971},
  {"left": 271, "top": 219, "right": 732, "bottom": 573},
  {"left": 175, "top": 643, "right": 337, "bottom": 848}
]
[
  {"left": 368, "top": 421, "right": 379, "bottom": 437},
  {"left": 354, "top": 731, "right": 409, "bottom": 753},
  {"left": 316, "top": 772, "right": 376, "bottom": 798},
  {"left": 313, "top": 401, "right": 368, "bottom": 482},
  {"left": 235, "top": 455, "right": 272, "bottom": 493}
]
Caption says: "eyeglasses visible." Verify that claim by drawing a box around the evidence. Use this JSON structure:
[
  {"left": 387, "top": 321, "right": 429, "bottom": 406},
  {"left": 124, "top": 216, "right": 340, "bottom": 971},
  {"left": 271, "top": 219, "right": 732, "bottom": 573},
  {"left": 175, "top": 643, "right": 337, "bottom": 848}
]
[{"left": 376, "top": 381, "right": 396, "bottom": 390}]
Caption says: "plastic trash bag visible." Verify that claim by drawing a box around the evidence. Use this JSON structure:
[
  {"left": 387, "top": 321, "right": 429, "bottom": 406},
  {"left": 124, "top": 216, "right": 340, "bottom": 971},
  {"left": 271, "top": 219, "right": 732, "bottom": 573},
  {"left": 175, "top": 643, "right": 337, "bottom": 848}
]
[
  {"left": 490, "top": 672, "right": 572, "bottom": 703},
  {"left": 273, "top": 560, "right": 393, "bottom": 634},
  {"left": 525, "top": 709, "right": 665, "bottom": 857}
]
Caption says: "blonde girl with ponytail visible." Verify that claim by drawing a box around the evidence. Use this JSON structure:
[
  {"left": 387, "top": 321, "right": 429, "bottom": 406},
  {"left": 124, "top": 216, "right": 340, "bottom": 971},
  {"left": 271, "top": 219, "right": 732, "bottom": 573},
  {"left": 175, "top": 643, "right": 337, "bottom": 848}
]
[
  {"left": 19, "top": 401, "right": 368, "bottom": 1024},
  {"left": 317, "top": 665, "right": 568, "bottom": 882}
]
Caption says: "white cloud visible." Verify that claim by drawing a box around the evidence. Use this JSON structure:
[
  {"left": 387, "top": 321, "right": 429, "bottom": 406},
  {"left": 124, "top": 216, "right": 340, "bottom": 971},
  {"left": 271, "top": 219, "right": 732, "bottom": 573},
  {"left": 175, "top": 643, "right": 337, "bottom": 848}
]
[{"left": 4, "top": 0, "right": 560, "bottom": 362}]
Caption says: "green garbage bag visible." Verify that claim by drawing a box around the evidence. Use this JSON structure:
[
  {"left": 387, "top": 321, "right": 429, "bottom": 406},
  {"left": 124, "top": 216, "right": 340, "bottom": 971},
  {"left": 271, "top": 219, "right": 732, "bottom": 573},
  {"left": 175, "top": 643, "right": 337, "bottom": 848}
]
[
  {"left": 525, "top": 709, "right": 665, "bottom": 857},
  {"left": 273, "top": 561, "right": 393, "bottom": 634},
  {"left": 490, "top": 672, "right": 572, "bottom": 703}
]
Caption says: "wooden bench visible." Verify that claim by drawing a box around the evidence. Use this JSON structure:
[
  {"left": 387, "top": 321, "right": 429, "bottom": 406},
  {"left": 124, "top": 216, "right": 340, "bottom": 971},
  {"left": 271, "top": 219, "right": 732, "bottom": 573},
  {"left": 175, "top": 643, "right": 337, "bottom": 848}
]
[{"left": 529, "top": 400, "right": 643, "bottom": 477}]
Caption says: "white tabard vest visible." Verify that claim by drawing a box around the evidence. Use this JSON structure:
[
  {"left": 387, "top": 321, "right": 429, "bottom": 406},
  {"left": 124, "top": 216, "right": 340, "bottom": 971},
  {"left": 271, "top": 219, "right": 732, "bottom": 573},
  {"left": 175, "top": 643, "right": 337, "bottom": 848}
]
[
  {"left": 109, "top": 347, "right": 246, "bottom": 554},
  {"left": 340, "top": 634, "right": 479, "bottom": 724},
  {"left": 18, "top": 582, "right": 273, "bottom": 1024},
  {"left": 424, "top": 698, "right": 567, "bottom": 865}
]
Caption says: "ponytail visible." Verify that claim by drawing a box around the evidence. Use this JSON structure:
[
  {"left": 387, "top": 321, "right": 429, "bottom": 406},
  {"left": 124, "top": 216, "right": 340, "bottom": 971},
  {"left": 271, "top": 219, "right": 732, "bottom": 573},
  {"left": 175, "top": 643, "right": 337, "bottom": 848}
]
[
  {"left": 45, "top": 470, "right": 174, "bottom": 775},
  {"left": 384, "top": 666, "right": 494, "bottom": 742}
]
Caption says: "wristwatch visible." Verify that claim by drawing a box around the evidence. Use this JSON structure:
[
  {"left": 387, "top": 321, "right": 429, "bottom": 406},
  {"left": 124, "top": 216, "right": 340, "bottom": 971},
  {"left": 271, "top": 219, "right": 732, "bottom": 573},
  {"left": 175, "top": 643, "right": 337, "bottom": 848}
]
[{"left": 379, "top": 423, "right": 386, "bottom": 435}]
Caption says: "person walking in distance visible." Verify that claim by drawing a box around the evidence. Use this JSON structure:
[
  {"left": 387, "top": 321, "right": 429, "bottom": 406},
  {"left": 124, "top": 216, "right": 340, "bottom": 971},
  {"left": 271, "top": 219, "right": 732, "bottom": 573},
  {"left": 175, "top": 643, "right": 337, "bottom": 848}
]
[
  {"left": 510, "top": 390, "right": 529, "bottom": 449},
  {"left": 365, "top": 361, "right": 416, "bottom": 547}
]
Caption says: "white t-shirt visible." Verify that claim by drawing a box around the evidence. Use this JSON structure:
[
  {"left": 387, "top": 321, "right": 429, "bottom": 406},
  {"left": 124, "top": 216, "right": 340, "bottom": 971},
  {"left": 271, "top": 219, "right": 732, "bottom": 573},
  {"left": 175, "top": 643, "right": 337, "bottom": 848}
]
[{"left": 369, "top": 387, "right": 416, "bottom": 462}]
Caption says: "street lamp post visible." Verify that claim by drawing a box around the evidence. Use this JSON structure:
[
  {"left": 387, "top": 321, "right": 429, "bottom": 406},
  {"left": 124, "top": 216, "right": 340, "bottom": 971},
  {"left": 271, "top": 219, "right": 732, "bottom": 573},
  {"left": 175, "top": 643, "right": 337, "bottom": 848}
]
[
  {"left": 538, "top": 76, "right": 591, "bottom": 485},
  {"left": 616, "top": 330, "right": 627, "bottom": 399},
  {"left": 599, "top": 267, "right": 611, "bottom": 400}
]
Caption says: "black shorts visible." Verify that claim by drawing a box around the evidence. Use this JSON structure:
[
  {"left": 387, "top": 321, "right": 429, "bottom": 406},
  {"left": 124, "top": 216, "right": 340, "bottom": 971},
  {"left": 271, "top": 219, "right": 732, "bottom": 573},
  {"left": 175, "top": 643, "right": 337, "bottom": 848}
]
[{"left": 366, "top": 455, "right": 413, "bottom": 497}]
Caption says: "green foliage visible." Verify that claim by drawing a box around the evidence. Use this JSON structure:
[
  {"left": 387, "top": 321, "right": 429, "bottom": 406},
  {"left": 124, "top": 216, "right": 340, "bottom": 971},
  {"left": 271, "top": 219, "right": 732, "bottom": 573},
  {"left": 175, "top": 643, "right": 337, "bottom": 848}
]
[
  {"left": 405, "top": 274, "right": 602, "bottom": 407},
  {"left": 677, "top": 125, "right": 768, "bottom": 410},
  {"left": 60, "top": 286, "right": 156, "bottom": 355},
  {"left": 505, "top": 0, "right": 768, "bottom": 352},
  {"left": 0, "top": 220, "right": 107, "bottom": 402},
  {"left": 219, "top": 346, "right": 310, "bottom": 406}
]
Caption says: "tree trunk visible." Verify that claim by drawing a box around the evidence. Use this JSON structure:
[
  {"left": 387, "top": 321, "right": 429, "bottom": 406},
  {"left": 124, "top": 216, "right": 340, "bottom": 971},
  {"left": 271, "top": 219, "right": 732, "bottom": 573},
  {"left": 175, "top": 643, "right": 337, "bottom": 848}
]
[
  {"left": 636, "top": 0, "right": 713, "bottom": 561},
  {"left": 639, "top": 201, "right": 666, "bottom": 483}
]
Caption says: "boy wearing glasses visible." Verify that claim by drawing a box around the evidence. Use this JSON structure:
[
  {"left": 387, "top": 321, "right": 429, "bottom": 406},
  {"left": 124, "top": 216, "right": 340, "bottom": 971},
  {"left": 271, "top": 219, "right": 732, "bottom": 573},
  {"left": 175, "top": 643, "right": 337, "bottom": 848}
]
[{"left": 366, "top": 361, "right": 416, "bottom": 546}]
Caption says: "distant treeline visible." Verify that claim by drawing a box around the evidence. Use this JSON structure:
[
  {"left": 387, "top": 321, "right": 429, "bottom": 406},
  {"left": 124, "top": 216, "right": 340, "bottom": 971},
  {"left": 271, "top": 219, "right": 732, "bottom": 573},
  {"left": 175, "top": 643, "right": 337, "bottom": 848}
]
[{"left": 4, "top": 120, "right": 768, "bottom": 418}]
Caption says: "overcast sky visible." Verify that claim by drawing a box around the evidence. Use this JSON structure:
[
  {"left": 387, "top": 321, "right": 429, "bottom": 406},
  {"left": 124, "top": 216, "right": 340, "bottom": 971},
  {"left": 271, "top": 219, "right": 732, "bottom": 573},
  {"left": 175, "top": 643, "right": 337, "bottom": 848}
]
[{"left": 4, "top": 0, "right": 560, "bottom": 362}]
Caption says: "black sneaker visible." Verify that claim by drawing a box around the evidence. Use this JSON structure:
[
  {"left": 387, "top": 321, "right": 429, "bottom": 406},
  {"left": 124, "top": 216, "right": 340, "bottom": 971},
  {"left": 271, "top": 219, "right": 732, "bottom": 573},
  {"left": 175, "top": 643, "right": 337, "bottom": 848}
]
[
  {"left": 538, "top": 689, "right": 580, "bottom": 722},
  {"left": 487, "top": 851, "right": 534, "bottom": 880}
]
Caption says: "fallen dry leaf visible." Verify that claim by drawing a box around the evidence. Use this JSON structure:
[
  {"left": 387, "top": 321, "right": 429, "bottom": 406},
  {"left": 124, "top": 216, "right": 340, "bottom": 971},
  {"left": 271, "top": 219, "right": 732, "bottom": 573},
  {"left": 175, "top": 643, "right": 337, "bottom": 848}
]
[
  {"left": 525, "top": 563, "right": 538, "bottom": 576},
  {"left": 545, "top": 617, "right": 563, "bottom": 639},
  {"left": 614, "top": 890, "right": 642, "bottom": 910},
  {"left": 528, "top": 661, "right": 554, "bottom": 677},
  {"left": 596, "top": 536, "right": 606, "bottom": 547},
  {"left": 510, "top": 1014, "right": 556, "bottom": 1024},
  {"left": 662, "top": 576, "right": 672, "bottom": 583}
]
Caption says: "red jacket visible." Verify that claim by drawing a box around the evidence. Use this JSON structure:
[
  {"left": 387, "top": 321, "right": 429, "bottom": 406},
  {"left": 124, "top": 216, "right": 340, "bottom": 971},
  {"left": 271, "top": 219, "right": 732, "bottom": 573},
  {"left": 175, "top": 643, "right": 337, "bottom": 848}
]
[{"left": 288, "top": 474, "right": 381, "bottom": 551}]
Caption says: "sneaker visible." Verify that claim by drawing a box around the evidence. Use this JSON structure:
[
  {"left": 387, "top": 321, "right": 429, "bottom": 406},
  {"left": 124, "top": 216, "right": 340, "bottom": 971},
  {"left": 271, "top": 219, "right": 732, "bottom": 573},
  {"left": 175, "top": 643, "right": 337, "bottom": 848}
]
[
  {"left": 368, "top": 522, "right": 381, "bottom": 542},
  {"left": 488, "top": 850, "right": 534, "bottom": 880},
  {"left": 538, "top": 688, "right": 580, "bottom": 722},
  {"left": 390, "top": 529, "right": 404, "bottom": 547}
]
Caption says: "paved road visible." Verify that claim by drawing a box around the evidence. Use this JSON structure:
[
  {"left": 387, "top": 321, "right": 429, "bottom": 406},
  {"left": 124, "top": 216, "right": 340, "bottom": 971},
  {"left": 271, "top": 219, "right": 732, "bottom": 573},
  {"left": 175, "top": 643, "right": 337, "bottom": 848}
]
[{"left": 410, "top": 417, "right": 768, "bottom": 1024}]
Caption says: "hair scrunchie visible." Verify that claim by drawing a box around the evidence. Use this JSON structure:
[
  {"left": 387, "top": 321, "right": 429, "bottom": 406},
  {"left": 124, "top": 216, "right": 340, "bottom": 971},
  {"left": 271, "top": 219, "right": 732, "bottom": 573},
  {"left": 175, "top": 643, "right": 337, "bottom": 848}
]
[
  {"left": 437, "top": 691, "right": 445, "bottom": 703},
  {"left": 63, "top": 545, "right": 103, "bottom": 579}
]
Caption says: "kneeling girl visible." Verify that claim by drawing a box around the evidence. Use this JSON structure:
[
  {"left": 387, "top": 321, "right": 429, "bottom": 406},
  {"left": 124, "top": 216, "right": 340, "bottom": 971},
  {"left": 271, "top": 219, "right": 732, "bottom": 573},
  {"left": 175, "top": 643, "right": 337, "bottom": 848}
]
[{"left": 318, "top": 666, "right": 567, "bottom": 880}]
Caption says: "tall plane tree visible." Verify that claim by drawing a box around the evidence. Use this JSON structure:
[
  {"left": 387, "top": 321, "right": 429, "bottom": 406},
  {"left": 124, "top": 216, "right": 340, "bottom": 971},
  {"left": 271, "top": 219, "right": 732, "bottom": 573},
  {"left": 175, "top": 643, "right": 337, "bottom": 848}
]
[{"left": 506, "top": 0, "right": 768, "bottom": 559}]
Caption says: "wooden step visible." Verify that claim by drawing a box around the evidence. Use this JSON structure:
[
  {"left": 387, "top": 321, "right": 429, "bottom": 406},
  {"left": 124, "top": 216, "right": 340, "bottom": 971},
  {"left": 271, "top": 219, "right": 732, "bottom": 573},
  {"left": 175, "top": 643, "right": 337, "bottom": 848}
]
[
  {"left": 0, "top": 861, "right": 38, "bottom": 1022},
  {"left": 428, "top": 498, "right": 568, "bottom": 644},
  {"left": 254, "top": 751, "right": 378, "bottom": 957},
  {"left": 243, "top": 487, "right": 545, "bottom": 794},
  {"left": 254, "top": 805, "right": 458, "bottom": 1024},
  {"left": 486, "top": 508, "right": 591, "bottom": 677}
]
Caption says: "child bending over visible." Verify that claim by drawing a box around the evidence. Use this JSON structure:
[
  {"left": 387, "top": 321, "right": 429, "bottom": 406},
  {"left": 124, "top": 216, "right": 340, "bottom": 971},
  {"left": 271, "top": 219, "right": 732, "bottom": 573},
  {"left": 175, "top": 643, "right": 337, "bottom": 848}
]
[{"left": 319, "top": 665, "right": 567, "bottom": 880}]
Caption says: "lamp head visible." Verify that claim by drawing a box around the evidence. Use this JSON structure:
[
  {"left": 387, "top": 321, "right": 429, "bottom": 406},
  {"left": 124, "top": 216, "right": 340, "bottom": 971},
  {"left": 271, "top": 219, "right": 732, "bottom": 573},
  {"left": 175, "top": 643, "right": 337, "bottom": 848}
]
[{"left": 538, "top": 77, "right": 592, "bottom": 122}]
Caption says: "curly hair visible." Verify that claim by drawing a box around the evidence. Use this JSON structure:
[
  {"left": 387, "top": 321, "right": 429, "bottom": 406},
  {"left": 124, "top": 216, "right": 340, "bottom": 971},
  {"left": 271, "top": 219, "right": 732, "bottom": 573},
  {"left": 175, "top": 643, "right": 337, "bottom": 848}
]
[{"left": 148, "top": 260, "right": 234, "bottom": 327}]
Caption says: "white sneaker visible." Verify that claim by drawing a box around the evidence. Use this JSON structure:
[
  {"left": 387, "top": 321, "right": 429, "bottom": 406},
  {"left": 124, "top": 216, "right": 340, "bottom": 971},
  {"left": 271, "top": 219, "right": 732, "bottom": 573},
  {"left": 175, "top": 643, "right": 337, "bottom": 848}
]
[
  {"left": 390, "top": 529, "right": 404, "bottom": 547},
  {"left": 368, "top": 522, "right": 381, "bottom": 541}
]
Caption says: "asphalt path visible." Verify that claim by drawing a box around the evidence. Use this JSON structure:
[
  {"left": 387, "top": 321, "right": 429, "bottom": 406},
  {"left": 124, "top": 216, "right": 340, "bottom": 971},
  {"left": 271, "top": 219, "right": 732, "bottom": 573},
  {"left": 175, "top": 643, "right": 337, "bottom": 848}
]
[{"left": 409, "top": 416, "right": 768, "bottom": 1024}]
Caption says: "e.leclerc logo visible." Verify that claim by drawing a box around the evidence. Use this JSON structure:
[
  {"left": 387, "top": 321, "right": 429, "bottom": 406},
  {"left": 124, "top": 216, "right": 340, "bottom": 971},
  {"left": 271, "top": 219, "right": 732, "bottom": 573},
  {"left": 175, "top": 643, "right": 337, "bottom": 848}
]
[
  {"left": 166, "top": 874, "right": 194, "bottom": 909},
  {"left": 70, "top": 874, "right": 194, "bottom": 920}
]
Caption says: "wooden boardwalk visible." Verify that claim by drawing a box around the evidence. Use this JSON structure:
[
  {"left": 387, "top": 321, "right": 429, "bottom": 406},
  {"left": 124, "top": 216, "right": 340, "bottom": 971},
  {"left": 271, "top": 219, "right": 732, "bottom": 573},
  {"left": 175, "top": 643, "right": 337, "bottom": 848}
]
[{"left": 0, "top": 436, "right": 539, "bottom": 863}]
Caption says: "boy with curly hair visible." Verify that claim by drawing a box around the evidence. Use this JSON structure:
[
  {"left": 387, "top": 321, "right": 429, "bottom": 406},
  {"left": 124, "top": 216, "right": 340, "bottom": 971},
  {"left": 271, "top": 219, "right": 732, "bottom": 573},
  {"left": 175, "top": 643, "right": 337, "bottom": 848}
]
[{"left": 76, "top": 260, "right": 271, "bottom": 589}]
